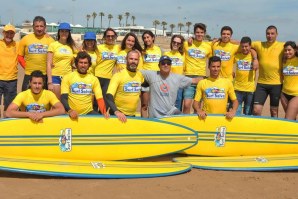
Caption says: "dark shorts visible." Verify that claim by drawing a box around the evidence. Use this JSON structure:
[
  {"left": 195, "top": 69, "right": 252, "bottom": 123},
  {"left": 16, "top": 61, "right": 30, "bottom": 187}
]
[
  {"left": 253, "top": 83, "right": 282, "bottom": 107},
  {"left": 0, "top": 79, "right": 17, "bottom": 110},
  {"left": 282, "top": 92, "right": 296, "bottom": 101},
  {"left": 52, "top": 76, "right": 63, "bottom": 85},
  {"left": 22, "top": 74, "right": 48, "bottom": 91}
]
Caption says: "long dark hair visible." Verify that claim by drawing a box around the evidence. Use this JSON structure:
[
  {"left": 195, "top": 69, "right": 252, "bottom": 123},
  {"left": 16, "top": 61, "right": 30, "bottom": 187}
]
[
  {"left": 284, "top": 41, "right": 298, "bottom": 57},
  {"left": 57, "top": 30, "right": 77, "bottom": 52},
  {"left": 142, "top": 30, "right": 155, "bottom": 51},
  {"left": 121, "top": 32, "right": 143, "bottom": 52}
]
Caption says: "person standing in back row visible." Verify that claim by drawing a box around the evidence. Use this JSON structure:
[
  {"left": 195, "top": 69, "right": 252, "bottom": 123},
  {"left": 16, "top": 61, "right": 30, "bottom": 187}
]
[
  {"left": 0, "top": 24, "right": 19, "bottom": 117},
  {"left": 252, "top": 25, "right": 284, "bottom": 117},
  {"left": 18, "top": 16, "right": 55, "bottom": 91}
]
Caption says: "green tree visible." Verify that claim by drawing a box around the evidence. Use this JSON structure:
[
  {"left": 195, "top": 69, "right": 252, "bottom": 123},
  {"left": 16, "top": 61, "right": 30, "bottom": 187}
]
[
  {"left": 118, "top": 15, "right": 123, "bottom": 27},
  {"left": 108, "top": 14, "right": 113, "bottom": 27},
  {"left": 99, "top": 12, "right": 105, "bottom": 29},
  {"left": 170, "top": 24, "right": 175, "bottom": 36},
  {"left": 161, "top": 21, "right": 167, "bottom": 36},
  {"left": 86, "top": 14, "right": 91, "bottom": 28},
  {"left": 186, "top": 21, "right": 192, "bottom": 37},
  {"left": 177, "top": 22, "right": 184, "bottom": 35},
  {"left": 92, "top": 12, "right": 97, "bottom": 28},
  {"left": 125, "top": 12, "right": 130, "bottom": 26},
  {"left": 153, "top": 20, "right": 160, "bottom": 36},
  {"left": 131, "top": 16, "right": 136, "bottom": 26}
]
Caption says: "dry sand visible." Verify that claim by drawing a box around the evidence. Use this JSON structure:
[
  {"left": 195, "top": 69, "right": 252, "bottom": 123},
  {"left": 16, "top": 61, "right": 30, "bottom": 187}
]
[{"left": 1, "top": 38, "right": 297, "bottom": 199}]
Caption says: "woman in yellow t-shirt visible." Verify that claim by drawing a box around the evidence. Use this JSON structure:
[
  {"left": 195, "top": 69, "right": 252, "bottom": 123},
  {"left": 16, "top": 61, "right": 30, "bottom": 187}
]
[
  {"left": 116, "top": 32, "right": 143, "bottom": 71},
  {"left": 140, "top": 30, "right": 162, "bottom": 117},
  {"left": 47, "top": 22, "right": 77, "bottom": 99},
  {"left": 281, "top": 41, "right": 298, "bottom": 120},
  {"left": 81, "top": 32, "right": 100, "bottom": 75}
]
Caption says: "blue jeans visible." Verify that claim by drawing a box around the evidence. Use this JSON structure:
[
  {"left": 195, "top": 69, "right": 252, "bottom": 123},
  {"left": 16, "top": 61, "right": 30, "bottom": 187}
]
[
  {"left": 175, "top": 88, "right": 183, "bottom": 111},
  {"left": 235, "top": 90, "right": 254, "bottom": 115}
]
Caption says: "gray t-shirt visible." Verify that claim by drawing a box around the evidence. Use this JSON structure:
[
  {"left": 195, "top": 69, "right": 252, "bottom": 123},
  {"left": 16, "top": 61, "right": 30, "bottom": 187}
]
[{"left": 141, "top": 70, "right": 192, "bottom": 118}]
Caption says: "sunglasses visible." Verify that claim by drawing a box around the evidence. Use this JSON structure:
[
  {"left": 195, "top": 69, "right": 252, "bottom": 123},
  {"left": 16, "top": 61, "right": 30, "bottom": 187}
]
[
  {"left": 106, "top": 35, "right": 115, "bottom": 38},
  {"left": 172, "top": 41, "right": 182, "bottom": 45},
  {"left": 161, "top": 61, "right": 171, "bottom": 65}
]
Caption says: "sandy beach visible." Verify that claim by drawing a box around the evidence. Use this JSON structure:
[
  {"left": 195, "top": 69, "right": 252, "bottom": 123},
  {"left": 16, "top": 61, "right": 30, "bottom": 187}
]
[{"left": 1, "top": 37, "right": 297, "bottom": 199}]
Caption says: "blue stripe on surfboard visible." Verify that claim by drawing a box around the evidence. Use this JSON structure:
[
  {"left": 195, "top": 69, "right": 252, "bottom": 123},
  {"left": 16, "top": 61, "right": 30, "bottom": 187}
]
[
  {"left": 199, "top": 131, "right": 298, "bottom": 138},
  {"left": 0, "top": 166, "right": 192, "bottom": 178},
  {"left": 199, "top": 138, "right": 298, "bottom": 144},
  {"left": 0, "top": 141, "right": 196, "bottom": 146},
  {"left": 0, "top": 134, "right": 196, "bottom": 138}
]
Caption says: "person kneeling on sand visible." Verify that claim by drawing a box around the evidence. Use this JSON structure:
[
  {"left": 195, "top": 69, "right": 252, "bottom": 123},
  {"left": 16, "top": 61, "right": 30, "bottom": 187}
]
[
  {"left": 5, "top": 70, "right": 65, "bottom": 122},
  {"left": 61, "top": 51, "right": 108, "bottom": 119}
]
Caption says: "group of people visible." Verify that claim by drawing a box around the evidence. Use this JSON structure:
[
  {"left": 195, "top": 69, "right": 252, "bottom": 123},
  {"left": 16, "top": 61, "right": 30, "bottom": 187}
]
[{"left": 0, "top": 15, "right": 297, "bottom": 123}]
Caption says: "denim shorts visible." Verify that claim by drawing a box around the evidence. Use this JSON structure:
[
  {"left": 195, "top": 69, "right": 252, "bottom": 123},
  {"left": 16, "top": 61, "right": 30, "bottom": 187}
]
[{"left": 52, "top": 76, "right": 63, "bottom": 85}]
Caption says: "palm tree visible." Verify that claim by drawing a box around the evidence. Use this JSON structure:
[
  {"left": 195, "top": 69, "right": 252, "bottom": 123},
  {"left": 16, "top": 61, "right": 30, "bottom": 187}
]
[
  {"left": 185, "top": 21, "right": 192, "bottom": 37},
  {"left": 204, "top": 34, "right": 212, "bottom": 41},
  {"left": 118, "top": 15, "right": 123, "bottom": 27},
  {"left": 92, "top": 12, "right": 97, "bottom": 28},
  {"left": 99, "top": 12, "right": 104, "bottom": 29},
  {"left": 177, "top": 22, "right": 184, "bottom": 35},
  {"left": 131, "top": 16, "right": 136, "bottom": 26},
  {"left": 161, "top": 21, "right": 167, "bottom": 36},
  {"left": 86, "top": 14, "right": 91, "bottom": 28},
  {"left": 108, "top": 14, "right": 113, "bottom": 27},
  {"left": 170, "top": 24, "right": 175, "bottom": 36},
  {"left": 152, "top": 20, "right": 160, "bottom": 36},
  {"left": 124, "top": 12, "right": 130, "bottom": 26}
]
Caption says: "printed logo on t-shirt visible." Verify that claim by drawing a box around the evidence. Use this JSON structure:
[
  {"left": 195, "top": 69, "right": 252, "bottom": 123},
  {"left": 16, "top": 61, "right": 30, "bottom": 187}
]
[
  {"left": 71, "top": 82, "right": 92, "bottom": 95},
  {"left": 159, "top": 83, "right": 169, "bottom": 96},
  {"left": 59, "top": 48, "right": 72, "bottom": 54},
  {"left": 28, "top": 43, "right": 48, "bottom": 54},
  {"left": 102, "top": 52, "right": 117, "bottom": 60},
  {"left": 171, "top": 57, "right": 183, "bottom": 66},
  {"left": 123, "top": 81, "right": 141, "bottom": 93},
  {"left": 117, "top": 55, "right": 126, "bottom": 64},
  {"left": 283, "top": 66, "right": 298, "bottom": 76},
  {"left": 214, "top": 50, "right": 231, "bottom": 61},
  {"left": 26, "top": 103, "right": 46, "bottom": 112},
  {"left": 188, "top": 48, "right": 206, "bottom": 59},
  {"left": 237, "top": 60, "right": 252, "bottom": 71},
  {"left": 205, "top": 87, "right": 225, "bottom": 99},
  {"left": 144, "top": 54, "right": 160, "bottom": 63}
]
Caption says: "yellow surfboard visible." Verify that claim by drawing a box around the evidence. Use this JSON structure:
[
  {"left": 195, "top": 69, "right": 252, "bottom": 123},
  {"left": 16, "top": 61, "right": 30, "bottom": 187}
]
[
  {"left": 174, "top": 154, "right": 298, "bottom": 171},
  {"left": 0, "top": 116, "right": 197, "bottom": 160},
  {"left": 161, "top": 114, "right": 298, "bottom": 156},
  {"left": 0, "top": 155, "right": 191, "bottom": 178}
]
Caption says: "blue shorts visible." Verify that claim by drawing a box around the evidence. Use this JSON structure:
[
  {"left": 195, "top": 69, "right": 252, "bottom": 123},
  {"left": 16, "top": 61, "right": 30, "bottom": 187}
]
[
  {"left": 52, "top": 76, "right": 63, "bottom": 85},
  {"left": 183, "top": 75, "right": 205, "bottom": 99}
]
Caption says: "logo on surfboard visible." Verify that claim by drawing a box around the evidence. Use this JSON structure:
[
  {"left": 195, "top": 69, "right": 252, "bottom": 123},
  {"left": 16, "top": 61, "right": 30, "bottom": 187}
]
[
  {"left": 59, "top": 128, "right": 72, "bottom": 152},
  {"left": 214, "top": 126, "right": 226, "bottom": 147}
]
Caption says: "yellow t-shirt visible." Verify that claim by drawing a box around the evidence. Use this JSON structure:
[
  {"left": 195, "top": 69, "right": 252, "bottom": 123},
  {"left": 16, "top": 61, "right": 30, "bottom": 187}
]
[
  {"left": 142, "top": 45, "right": 162, "bottom": 71},
  {"left": 18, "top": 34, "right": 55, "bottom": 75},
  {"left": 184, "top": 40, "right": 212, "bottom": 76},
  {"left": 164, "top": 51, "right": 185, "bottom": 75},
  {"left": 282, "top": 57, "right": 298, "bottom": 96},
  {"left": 48, "top": 41, "right": 74, "bottom": 76},
  {"left": 12, "top": 89, "right": 59, "bottom": 112},
  {"left": 116, "top": 49, "right": 143, "bottom": 71},
  {"left": 61, "top": 71, "right": 103, "bottom": 114},
  {"left": 0, "top": 40, "right": 19, "bottom": 80},
  {"left": 252, "top": 41, "right": 284, "bottom": 85},
  {"left": 94, "top": 44, "right": 119, "bottom": 79},
  {"left": 234, "top": 53, "right": 256, "bottom": 92},
  {"left": 213, "top": 42, "right": 239, "bottom": 80},
  {"left": 107, "top": 69, "right": 144, "bottom": 115},
  {"left": 194, "top": 77, "right": 237, "bottom": 114}
]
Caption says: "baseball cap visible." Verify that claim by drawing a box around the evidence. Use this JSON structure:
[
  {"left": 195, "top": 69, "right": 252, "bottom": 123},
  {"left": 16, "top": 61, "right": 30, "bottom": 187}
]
[
  {"left": 84, "top": 32, "right": 96, "bottom": 40},
  {"left": 58, "top": 22, "right": 71, "bottom": 30},
  {"left": 159, "top": 56, "right": 172, "bottom": 64},
  {"left": 3, "top": 24, "right": 16, "bottom": 32}
]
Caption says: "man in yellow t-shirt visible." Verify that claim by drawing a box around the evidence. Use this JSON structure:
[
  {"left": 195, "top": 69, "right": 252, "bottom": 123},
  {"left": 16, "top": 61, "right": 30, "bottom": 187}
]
[
  {"left": 183, "top": 23, "right": 212, "bottom": 114},
  {"left": 213, "top": 26, "right": 239, "bottom": 81},
  {"left": 61, "top": 51, "right": 107, "bottom": 119},
  {"left": 18, "top": 16, "right": 55, "bottom": 91},
  {"left": 252, "top": 25, "right": 284, "bottom": 117},
  {"left": 0, "top": 24, "right": 19, "bottom": 115},
  {"left": 234, "top": 37, "right": 257, "bottom": 115},
  {"left": 106, "top": 50, "right": 144, "bottom": 123},
  {"left": 193, "top": 56, "right": 238, "bottom": 119},
  {"left": 5, "top": 70, "right": 65, "bottom": 122}
]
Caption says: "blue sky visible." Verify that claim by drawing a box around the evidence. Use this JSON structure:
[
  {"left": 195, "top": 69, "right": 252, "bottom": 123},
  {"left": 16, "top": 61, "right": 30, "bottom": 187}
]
[{"left": 1, "top": 0, "right": 297, "bottom": 41}]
